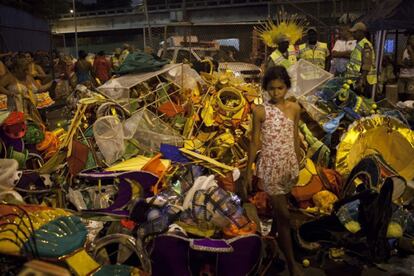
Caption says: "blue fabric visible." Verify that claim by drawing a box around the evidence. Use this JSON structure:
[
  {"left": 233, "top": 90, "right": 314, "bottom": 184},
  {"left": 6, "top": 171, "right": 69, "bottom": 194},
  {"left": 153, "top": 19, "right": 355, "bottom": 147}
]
[
  {"left": 76, "top": 71, "right": 92, "bottom": 84},
  {"left": 343, "top": 107, "right": 362, "bottom": 120},
  {"left": 323, "top": 112, "right": 345, "bottom": 134},
  {"left": 337, "top": 199, "right": 361, "bottom": 226},
  {"left": 160, "top": 144, "right": 190, "bottom": 163}
]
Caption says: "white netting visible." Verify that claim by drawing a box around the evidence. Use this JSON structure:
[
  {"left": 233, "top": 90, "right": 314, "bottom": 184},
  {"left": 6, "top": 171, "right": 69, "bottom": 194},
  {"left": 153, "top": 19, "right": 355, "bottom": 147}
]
[
  {"left": 0, "top": 159, "right": 19, "bottom": 191},
  {"left": 125, "top": 109, "right": 183, "bottom": 153},
  {"left": 288, "top": 59, "right": 333, "bottom": 98},
  {"left": 93, "top": 116, "right": 126, "bottom": 164}
]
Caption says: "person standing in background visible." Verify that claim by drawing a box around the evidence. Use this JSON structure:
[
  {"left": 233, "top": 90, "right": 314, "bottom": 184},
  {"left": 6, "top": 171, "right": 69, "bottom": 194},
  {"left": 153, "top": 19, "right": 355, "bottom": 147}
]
[
  {"left": 331, "top": 26, "right": 356, "bottom": 76},
  {"left": 267, "top": 35, "right": 295, "bottom": 70},
  {"left": 25, "top": 52, "right": 47, "bottom": 81},
  {"left": 93, "top": 51, "right": 111, "bottom": 84},
  {"left": 346, "top": 22, "right": 377, "bottom": 98},
  {"left": 398, "top": 34, "right": 414, "bottom": 97},
  {"left": 111, "top": 48, "right": 122, "bottom": 72},
  {"left": 299, "top": 28, "right": 330, "bottom": 71},
  {"left": 120, "top": 44, "right": 132, "bottom": 64},
  {"left": 378, "top": 55, "right": 396, "bottom": 95},
  {"left": 75, "top": 50, "right": 93, "bottom": 86}
]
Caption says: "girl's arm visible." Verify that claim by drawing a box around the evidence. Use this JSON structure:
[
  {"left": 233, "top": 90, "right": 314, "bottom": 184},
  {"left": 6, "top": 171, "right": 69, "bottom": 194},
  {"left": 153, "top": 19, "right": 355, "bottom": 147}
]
[
  {"left": 246, "top": 105, "right": 264, "bottom": 192},
  {"left": 293, "top": 102, "right": 301, "bottom": 164}
]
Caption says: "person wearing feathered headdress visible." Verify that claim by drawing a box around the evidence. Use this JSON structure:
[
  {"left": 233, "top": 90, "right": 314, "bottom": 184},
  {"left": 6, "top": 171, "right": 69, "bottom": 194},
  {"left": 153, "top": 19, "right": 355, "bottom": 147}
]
[
  {"left": 266, "top": 34, "right": 294, "bottom": 70},
  {"left": 256, "top": 10, "right": 308, "bottom": 70}
]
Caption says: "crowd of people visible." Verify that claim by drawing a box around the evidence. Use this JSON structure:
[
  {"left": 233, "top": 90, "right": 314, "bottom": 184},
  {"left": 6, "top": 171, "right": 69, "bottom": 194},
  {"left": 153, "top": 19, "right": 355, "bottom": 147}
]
[
  {"left": 1, "top": 23, "right": 413, "bottom": 114},
  {"left": 0, "top": 43, "right": 138, "bottom": 113},
  {"left": 267, "top": 22, "right": 414, "bottom": 100}
]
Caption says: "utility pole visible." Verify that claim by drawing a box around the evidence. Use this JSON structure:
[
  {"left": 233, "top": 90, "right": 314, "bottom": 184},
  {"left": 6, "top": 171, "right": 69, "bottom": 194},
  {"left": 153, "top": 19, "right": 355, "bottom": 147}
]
[{"left": 72, "top": 0, "right": 78, "bottom": 57}]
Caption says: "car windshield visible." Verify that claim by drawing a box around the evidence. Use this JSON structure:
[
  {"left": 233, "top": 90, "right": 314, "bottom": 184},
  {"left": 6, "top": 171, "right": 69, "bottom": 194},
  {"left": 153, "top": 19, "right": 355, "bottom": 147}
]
[
  {"left": 193, "top": 49, "right": 219, "bottom": 60},
  {"left": 196, "top": 49, "right": 237, "bottom": 62}
]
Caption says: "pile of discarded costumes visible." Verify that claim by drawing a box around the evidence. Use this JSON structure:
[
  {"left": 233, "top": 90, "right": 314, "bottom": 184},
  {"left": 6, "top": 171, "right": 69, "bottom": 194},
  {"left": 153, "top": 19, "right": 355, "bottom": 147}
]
[{"left": 0, "top": 57, "right": 414, "bottom": 275}]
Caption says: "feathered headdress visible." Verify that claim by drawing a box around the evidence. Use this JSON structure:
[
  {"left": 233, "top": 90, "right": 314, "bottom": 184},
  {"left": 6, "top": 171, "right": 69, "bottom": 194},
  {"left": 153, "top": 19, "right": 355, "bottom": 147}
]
[{"left": 256, "top": 8, "right": 309, "bottom": 47}]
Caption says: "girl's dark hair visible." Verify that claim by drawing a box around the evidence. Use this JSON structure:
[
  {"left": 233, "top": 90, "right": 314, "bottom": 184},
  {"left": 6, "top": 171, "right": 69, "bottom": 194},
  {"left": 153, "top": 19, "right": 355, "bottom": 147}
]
[
  {"left": 78, "top": 50, "right": 87, "bottom": 59},
  {"left": 262, "top": 65, "right": 291, "bottom": 90}
]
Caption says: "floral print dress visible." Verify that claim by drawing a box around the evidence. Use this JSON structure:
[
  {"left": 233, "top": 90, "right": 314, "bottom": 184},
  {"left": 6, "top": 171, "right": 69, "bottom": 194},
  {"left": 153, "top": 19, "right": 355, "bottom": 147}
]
[{"left": 256, "top": 102, "right": 299, "bottom": 196}]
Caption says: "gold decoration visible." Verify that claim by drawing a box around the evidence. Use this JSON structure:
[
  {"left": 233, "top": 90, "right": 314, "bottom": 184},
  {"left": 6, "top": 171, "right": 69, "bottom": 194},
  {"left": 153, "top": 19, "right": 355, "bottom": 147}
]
[
  {"left": 335, "top": 115, "right": 414, "bottom": 181},
  {"left": 255, "top": 8, "right": 308, "bottom": 47}
]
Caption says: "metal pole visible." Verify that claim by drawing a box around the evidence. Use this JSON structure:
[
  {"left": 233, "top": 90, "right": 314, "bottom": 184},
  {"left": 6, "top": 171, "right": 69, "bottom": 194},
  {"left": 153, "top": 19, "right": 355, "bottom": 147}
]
[
  {"left": 63, "top": 34, "right": 67, "bottom": 53},
  {"left": 49, "top": 21, "right": 55, "bottom": 82},
  {"left": 162, "top": 25, "right": 168, "bottom": 58},
  {"left": 72, "top": 0, "right": 78, "bottom": 57},
  {"left": 143, "top": 27, "right": 146, "bottom": 48},
  {"left": 143, "top": 0, "right": 153, "bottom": 48}
]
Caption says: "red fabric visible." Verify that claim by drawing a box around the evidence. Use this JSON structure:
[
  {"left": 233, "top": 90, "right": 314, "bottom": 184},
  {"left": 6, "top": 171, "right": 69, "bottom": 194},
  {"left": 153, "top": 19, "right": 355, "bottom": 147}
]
[
  {"left": 217, "top": 172, "right": 236, "bottom": 193},
  {"left": 120, "top": 219, "right": 136, "bottom": 230},
  {"left": 249, "top": 191, "right": 270, "bottom": 216},
  {"left": 3, "top": 111, "right": 26, "bottom": 139},
  {"left": 93, "top": 56, "right": 111, "bottom": 83},
  {"left": 68, "top": 140, "right": 89, "bottom": 176},
  {"left": 319, "top": 168, "right": 343, "bottom": 197},
  {"left": 157, "top": 102, "right": 184, "bottom": 117},
  {"left": 3, "top": 111, "right": 24, "bottom": 125}
]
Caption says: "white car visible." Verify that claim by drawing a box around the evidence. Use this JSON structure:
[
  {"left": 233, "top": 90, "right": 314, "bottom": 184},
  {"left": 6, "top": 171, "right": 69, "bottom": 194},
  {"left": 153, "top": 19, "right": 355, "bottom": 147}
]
[{"left": 157, "top": 47, "right": 261, "bottom": 83}]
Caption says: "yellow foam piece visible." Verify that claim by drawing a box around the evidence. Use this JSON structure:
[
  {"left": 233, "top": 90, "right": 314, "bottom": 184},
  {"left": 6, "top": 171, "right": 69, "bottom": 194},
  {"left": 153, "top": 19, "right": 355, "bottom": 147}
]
[
  {"left": 64, "top": 248, "right": 100, "bottom": 276},
  {"left": 296, "top": 158, "right": 317, "bottom": 187},
  {"left": 179, "top": 148, "right": 235, "bottom": 172},
  {"left": 105, "top": 155, "right": 171, "bottom": 172}
]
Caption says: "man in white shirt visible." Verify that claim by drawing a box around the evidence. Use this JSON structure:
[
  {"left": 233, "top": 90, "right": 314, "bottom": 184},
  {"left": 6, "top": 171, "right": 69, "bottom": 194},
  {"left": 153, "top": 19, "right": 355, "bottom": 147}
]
[
  {"left": 399, "top": 34, "right": 414, "bottom": 95},
  {"left": 331, "top": 26, "right": 356, "bottom": 76}
]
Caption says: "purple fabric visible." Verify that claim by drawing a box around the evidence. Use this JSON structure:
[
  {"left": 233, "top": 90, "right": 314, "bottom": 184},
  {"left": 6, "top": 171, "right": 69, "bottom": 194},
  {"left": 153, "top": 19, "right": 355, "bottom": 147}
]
[
  {"left": 78, "top": 170, "right": 159, "bottom": 197},
  {"left": 151, "top": 235, "right": 191, "bottom": 276},
  {"left": 151, "top": 234, "right": 262, "bottom": 276},
  {"left": 0, "top": 130, "right": 24, "bottom": 152},
  {"left": 79, "top": 170, "right": 159, "bottom": 217},
  {"left": 84, "top": 180, "right": 132, "bottom": 214},
  {"left": 217, "top": 235, "right": 262, "bottom": 275},
  {"left": 25, "top": 143, "right": 38, "bottom": 154}
]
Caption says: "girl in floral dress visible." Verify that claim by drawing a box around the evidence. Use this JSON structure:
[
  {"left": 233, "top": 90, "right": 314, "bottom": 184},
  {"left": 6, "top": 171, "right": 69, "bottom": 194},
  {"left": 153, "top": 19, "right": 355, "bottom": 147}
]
[{"left": 246, "top": 66, "right": 302, "bottom": 276}]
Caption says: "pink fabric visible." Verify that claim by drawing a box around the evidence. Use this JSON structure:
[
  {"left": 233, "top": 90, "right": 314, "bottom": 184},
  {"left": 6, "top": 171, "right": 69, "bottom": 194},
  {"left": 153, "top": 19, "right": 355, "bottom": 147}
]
[
  {"left": 93, "top": 56, "right": 111, "bottom": 83},
  {"left": 256, "top": 103, "right": 299, "bottom": 196}
]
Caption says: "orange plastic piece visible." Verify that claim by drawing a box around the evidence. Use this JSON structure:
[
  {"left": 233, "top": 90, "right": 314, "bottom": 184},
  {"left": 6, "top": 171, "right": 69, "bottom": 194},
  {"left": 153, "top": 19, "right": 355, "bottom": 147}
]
[
  {"left": 36, "top": 131, "right": 58, "bottom": 152},
  {"left": 157, "top": 102, "right": 184, "bottom": 117},
  {"left": 223, "top": 221, "right": 257, "bottom": 237},
  {"left": 141, "top": 153, "right": 166, "bottom": 177}
]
